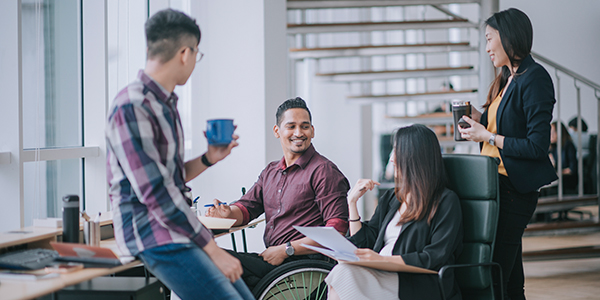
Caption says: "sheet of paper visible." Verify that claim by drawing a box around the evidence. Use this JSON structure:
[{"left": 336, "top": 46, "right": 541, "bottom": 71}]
[
  {"left": 293, "top": 226, "right": 358, "bottom": 258},
  {"left": 300, "top": 243, "right": 358, "bottom": 261},
  {"left": 296, "top": 226, "right": 436, "bottom": 274},
  {"left": 198, "top": 216, "right": 236, "bottom": 229}
]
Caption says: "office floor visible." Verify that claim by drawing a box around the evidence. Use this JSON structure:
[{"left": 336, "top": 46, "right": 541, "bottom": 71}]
[{"left": 523, "top": 211, "right": 600, "bottom": 300}]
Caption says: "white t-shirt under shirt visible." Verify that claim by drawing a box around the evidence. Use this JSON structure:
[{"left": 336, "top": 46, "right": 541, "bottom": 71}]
[{"left": 378, "top": 210, "right": 403, "bottom": 256}]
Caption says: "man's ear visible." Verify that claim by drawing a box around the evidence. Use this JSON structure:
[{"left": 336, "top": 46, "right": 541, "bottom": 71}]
[
  {"left": 311, "top": 125, "right": 315, "bottom": 138},
  {"left": 179, "top": 47, "right": 190, "bottom": 65},
  {"left": 273, "top": 124, "right": 280, "bottom": 138}
]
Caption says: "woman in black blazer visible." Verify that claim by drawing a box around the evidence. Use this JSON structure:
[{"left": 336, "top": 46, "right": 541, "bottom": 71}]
[
  {"left": 325, "top": 124, "right": 463, "bottom": 300},
  {"left": 458, "top": 8, "right": 557, "bottom": 300}
]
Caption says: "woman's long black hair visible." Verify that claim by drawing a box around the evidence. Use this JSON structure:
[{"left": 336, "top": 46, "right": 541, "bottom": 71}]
[
  {"left": 393, "top": 124, "right": 448, "bottom": 225},
  {"left": 484, "top": 8, "right": 533, "bottom": 108}
]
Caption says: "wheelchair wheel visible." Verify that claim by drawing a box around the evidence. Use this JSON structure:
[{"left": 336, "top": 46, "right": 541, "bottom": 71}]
[{"left": 252, "top": 260, "right": 335, "bottom": 300}]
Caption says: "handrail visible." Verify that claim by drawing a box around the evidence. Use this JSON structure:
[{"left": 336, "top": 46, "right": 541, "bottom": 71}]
[{"left": 532, "top": 51, "right": 600, "bottom": 91}]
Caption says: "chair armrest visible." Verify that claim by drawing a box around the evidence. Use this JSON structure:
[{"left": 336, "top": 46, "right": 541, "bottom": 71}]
[{"left": 437, "top": 262, "right": 503, "bottom": 300}]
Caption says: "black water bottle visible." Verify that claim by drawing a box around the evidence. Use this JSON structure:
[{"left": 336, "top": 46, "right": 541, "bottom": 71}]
[{"left": 62, "top": 195, "right": 80, "bottom": 243}]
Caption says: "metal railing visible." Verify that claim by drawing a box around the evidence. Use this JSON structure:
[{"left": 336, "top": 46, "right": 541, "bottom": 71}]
[{"left": 532, "top": 52, "right": 600, "bottom": 209}]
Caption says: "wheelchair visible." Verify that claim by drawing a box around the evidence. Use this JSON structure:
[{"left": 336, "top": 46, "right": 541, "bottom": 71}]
[{"left": 251, "top": 259, "right": 335, "bottom": 300}]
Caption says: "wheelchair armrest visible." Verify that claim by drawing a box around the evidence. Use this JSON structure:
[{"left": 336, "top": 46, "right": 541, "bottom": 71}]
[{"left": 437, "top": 262, "right": 503, "bottom": 300}]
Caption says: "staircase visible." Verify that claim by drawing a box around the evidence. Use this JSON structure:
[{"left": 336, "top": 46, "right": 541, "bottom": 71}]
[{"left": 286, "top": 0, "right": 487, "bottom": 155}]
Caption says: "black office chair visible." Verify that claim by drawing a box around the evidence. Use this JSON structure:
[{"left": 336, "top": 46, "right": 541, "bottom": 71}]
[
  {"left": 251, "top": 259, "right": 335, "bottom": 300},
  {"left": 438, "top": 154, "right": 503, "bottom": 300}
]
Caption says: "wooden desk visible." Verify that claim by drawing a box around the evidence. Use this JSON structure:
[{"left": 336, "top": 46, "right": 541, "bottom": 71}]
[
  {"left": 0, "top": 212, "right": 115, "bottom": 252},
  {"left": 0, "top": 214, "right": 141, "bottom": 300},
  {"left": 1, "top": 261, "right": 140, "bottom": 300},
  {"left": 213, "top": 218, "right": 265, "bottom": 238},
  {"left": 0, "top": 216, "right": 263, "bottom": 299}
]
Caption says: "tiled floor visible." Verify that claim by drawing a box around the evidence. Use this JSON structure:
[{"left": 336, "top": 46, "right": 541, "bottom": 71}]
[{"left": 522, "top": 228, "right": 600, "bottom": 300}]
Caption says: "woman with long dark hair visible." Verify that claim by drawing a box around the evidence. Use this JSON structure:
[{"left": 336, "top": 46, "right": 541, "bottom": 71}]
[
  {"left": 458, "top": 8, "right": 557, "bottom": 300},
  {"left": 325, "top": 124, "right": 463, "bottom": 300}
]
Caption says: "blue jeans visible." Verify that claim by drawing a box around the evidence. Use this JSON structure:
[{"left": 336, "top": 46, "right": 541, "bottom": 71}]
[{"left": 138, "top": 243, "right": 254, "bottom": 300}]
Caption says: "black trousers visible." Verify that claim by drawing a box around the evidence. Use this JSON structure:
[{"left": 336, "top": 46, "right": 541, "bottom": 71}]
[
  {"left": 226, "top": 250, "right": 332, "bottom": 292},
  {"left": 493, "top": 175, "right": 539, "bottom": 300}
]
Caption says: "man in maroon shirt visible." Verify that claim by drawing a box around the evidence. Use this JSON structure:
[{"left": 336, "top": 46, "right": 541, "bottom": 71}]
[{"left": 207, "top": 97, "right": 350, "bottom": 291}]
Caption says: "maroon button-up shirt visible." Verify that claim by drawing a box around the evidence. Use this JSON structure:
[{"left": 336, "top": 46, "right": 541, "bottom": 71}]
[{"left": 232, "top": 144, "right": 350, "bottom": 247}]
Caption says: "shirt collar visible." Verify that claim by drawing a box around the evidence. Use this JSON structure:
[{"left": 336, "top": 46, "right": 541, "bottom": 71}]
[
  {"left": 277, "top": 144, "right": 316, "bottom": 170},
  {"left": 138, "top": 70, "right": 179, "bottom": 105}
]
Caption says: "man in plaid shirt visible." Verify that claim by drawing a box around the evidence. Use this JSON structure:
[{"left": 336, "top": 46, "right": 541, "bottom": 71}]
[{"left": 106, "top": 9, "right": 252, "bottom": 300}]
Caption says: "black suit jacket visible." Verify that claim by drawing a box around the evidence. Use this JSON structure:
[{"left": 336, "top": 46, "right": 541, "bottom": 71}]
[
  {"left": 481, "top": 55, "right": 558, "bottom": 193},
  {"left": 349, "top": 188, "right": 463, "bottom": 300}
]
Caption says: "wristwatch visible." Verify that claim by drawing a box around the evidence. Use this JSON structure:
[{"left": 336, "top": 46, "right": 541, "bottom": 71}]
[
  {"left": 488, "top": 133, "right": 497, "bottom": 146},
  {"left": 285, "top": 242, "right": 295, "bottom": 256}
]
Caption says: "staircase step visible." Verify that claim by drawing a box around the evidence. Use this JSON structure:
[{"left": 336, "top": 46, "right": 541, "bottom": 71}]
[
  {"left": 347, "top": 88, "right": 477, "bottom": 103},
  {"left": 535, "top": 194, "right": 599, "bottom": 214},
  {"left": 316, "top": 66, "right": 475, "bottom": 82},
  {"left": 288, "top": 19, "right": 475, "bottom": 34},
  {"left": 525, "top": 220, "right": 600, "bottom": 236},
  {"left": 289, "top": 42, "right": 475, "bottom": 59},
  {"left": 287, "top": 0, "right": 480, "bottom": 9},
  {"left": 386, "top": 112, "right": 452, "bottom": 124},
  {"left": 523, "top": 244, "right": 600, "bottom": 262}
]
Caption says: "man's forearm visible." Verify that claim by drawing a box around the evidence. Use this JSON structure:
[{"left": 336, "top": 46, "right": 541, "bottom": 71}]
[{"left": 184, "top": 155, "right": 210, "bottom": 182}]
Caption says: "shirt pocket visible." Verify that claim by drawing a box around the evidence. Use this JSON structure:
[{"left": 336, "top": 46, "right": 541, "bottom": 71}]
[{"left": 283, "top": 183, "right": 314, "bottom": 211}]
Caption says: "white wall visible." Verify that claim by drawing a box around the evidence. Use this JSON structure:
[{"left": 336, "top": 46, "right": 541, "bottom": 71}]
[
  {"left": 189, "top": 0, "right": 287, "bottom": 253},
  {"left": 501, "top": 0, "right": 600, "bottom": 131}
]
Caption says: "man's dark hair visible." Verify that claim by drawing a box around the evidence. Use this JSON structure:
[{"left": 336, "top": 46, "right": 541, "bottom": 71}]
[
  {"left": 145, "top": 9, "right": 201, "bottom": 63},
  {"left": 276, "top": 97, "right": 312, "bottom": 126},
  {"left": 568, "top": 117, "right": 588, "bottom": 132}
]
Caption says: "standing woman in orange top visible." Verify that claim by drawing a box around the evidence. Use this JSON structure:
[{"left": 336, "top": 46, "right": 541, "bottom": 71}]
[{"left": 458, "top": 8, "right": 557, "bottom": 300}]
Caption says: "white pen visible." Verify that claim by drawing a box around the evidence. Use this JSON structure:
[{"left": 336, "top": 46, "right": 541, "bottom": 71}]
[{"left": 94, "top": 212, "right": 101, "bottom": 223}]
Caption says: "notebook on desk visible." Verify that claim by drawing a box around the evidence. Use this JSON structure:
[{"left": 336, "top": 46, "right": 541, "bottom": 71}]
[{"left": 50, "top": 242, "right": 122, "bottom": 268}]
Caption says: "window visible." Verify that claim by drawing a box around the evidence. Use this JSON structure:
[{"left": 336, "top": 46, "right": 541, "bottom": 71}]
[{"left": 20, "top": 0, "right": 83, "bottom": 227}]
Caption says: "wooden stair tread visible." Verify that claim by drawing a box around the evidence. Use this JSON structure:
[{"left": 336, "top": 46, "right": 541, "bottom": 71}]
[
  {"left": 290, "top": 42, "right": 470, "bottom": 52},
  {"left": 386, "top": 112, "right": 451, "bottom": 119},
  {"left": 348, "top": 89, "right": 477, "bottom": 99},
  {"left": 523, "top": 245, "right": 600, "bottom": 261},
  {"left": 537, "top": 194, "right": 598, "bottom": 205},
  {"left": 525, "top": 220, "right": 600, "bottom": 232},
  {"left": 288, "top": 19, "right": 468, "bottom": 28},
  {"left": 317, "top": 66, "right": 473, "bottom": 76},
  {"left": 287, "top": 0, "right": 482, "bottom": 10}
]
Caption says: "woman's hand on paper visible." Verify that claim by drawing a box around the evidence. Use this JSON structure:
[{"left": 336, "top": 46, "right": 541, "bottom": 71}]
[
  {"left": 348, "top": 179, "right": 380, "bottom": 205},
  {"left": 354, "top": 248, "right": 383, "bottom": 261}
]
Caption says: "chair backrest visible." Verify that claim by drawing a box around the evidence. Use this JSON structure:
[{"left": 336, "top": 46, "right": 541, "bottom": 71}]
[{"left": 443, "top": 154, "right": 499, "bottom": 297}]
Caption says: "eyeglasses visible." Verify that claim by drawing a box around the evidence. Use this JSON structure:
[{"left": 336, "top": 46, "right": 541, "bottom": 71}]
[{"left": 190, "top": 47, "right": 204, "bottom": 62}]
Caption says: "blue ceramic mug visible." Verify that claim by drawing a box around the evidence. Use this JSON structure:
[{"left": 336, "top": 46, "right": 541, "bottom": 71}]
[{"left": 206, "top": 119, "right": 234, "bottom": 146}]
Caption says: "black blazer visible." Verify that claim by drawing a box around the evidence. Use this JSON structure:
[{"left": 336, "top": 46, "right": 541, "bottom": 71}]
[
  {"left": 349, "top": 188, "right": 463, "bottom": 300},
  {"left": 481, "top": 55, "right": 558, "bottom": 193}
]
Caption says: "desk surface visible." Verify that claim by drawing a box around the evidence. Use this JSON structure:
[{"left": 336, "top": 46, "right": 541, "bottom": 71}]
[
  {"left": 0, "top": 212, "right": 114, "bottom": 250},
  {"left": 0, "top": 216, "right": 264, "bottom": 300},
  {"left": 214, "top": 218, "right": 265, "bottom": 238},
  {"left": 0, "top": 238, "right": 140, "bottom": 300}
]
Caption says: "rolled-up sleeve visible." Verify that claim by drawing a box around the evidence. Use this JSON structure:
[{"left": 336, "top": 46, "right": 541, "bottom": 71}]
[{"left": 313, "top": 163, "right": 350, "bottom": 233}]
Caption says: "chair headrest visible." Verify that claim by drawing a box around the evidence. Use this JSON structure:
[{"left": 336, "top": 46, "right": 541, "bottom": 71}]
[{"left": 443, "top": 154, "right": 498, "bottom": 200}]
